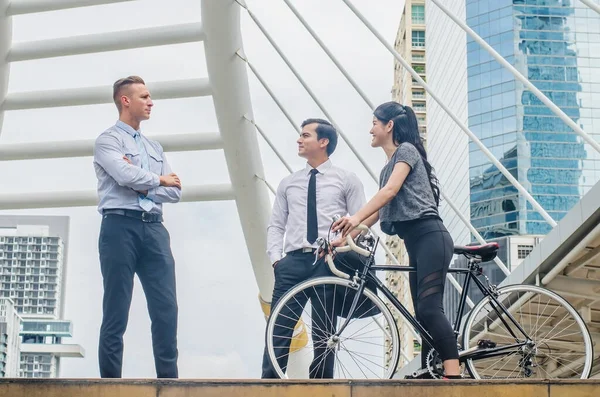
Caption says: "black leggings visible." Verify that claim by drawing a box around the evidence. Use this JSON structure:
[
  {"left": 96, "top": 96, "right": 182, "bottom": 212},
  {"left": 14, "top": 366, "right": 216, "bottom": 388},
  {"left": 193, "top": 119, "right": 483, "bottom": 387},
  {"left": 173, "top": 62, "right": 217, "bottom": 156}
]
[{"left": 397, "top": 217, "right": 459, "bottom": 366}]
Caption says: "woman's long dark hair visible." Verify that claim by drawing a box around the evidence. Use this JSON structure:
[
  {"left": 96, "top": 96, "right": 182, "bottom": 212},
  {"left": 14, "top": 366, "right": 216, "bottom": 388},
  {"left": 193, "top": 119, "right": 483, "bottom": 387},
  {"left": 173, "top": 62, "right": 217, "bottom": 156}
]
[{"left": 373, "top": 101, "right": 441, "bottom": 206}]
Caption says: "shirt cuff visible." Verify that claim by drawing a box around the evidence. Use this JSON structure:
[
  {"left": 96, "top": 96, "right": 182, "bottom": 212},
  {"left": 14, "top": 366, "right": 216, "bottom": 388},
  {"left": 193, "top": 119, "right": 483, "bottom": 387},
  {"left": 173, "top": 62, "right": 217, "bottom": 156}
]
[
  {"left": 269, "top": 252, "right": 282, "bottom": 265},
  {"left": 152, "top": 174, "right": 161, "bottom": 188}
]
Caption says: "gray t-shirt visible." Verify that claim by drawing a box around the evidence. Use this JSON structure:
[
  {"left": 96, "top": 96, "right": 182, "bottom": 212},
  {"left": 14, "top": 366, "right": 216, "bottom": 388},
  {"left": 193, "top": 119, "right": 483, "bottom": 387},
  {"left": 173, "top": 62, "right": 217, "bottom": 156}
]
[{"left": 379, "top": 143, "right": 439, "bottom": 236}]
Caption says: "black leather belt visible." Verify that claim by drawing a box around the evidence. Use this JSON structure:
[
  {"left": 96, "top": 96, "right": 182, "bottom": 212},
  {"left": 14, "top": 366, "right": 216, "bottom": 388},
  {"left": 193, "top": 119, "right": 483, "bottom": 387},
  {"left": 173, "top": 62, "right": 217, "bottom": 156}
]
[
  {"left": 102, "top": 209, "right": 163, "bottom": 223},
  {"left": 287, "top": 247, "right": 317, "bottom": 255}
]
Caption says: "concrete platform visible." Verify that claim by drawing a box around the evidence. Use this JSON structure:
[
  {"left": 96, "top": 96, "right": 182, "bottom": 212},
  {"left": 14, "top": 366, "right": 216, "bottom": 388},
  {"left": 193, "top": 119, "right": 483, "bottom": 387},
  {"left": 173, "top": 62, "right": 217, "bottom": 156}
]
[{"left": 0, "top": 379, "right": 599, "bottom": 397}]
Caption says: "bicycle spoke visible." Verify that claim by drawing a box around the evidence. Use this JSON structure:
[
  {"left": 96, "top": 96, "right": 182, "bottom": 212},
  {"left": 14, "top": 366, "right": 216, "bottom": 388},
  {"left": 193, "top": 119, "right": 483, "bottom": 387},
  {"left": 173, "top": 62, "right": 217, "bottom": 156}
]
[
  {"left": 342, "top": 345, "right": 370, "bottom": 379},
  {"left": 266, "top": 277, "right": 399, "bottom": 379},
  {"left": 463, "top": 285, "right": 592, "bottom": 380}
]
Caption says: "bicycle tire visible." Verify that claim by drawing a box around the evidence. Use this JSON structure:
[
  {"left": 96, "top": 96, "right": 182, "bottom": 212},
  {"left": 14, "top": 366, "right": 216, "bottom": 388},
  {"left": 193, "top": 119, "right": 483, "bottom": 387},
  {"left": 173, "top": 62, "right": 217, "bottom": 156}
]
[
  {"left": 462, "top": 284, "right": 593, "bottom": 379},
  {"left": 266, "top": 276, "right": 400, "bottom": 379}
]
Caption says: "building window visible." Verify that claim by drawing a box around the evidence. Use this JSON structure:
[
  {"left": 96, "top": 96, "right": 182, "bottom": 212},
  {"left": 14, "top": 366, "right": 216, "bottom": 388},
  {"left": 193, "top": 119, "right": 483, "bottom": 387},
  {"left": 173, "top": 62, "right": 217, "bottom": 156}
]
[
  {"left": 413, "top": 339, "right": 422, "bottom": 352},
  {"left": 412, "top": 64, "right": 426, "bottom": 74},
  {"left": 517, "top": 245, "right": 534, "bottom": 259},
  {"left": 412, "top": 31, "right": 425, "bottom": 48},
  {"left": 413, "top": 103, "right": 426, "bottom": 112},
  {"left": 412, "top": 5, "right": 425, "bottom": 24}
]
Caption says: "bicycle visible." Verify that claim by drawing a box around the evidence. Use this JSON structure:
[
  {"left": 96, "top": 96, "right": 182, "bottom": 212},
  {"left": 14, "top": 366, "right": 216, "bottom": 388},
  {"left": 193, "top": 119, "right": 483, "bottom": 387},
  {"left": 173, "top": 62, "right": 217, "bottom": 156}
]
[{"left": 265, "top": 219, "right": 594, "bottom": 379}]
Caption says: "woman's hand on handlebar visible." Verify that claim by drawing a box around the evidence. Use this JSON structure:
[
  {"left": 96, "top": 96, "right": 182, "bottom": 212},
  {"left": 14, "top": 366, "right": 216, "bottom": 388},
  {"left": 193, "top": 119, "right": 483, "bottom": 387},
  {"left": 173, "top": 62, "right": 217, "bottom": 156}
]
[
  {"left": 330, "top": 236, "right": 348, "bottom": 248},
  {"left": 332, "top": 215, "right": 360, "bottom": 237}
]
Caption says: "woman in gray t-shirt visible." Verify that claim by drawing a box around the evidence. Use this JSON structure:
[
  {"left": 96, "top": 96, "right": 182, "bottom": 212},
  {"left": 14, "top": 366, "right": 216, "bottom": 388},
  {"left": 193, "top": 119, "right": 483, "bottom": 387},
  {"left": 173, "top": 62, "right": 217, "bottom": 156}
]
[{"left": 333, "top": 101, "right": 460, "bottom": 379}]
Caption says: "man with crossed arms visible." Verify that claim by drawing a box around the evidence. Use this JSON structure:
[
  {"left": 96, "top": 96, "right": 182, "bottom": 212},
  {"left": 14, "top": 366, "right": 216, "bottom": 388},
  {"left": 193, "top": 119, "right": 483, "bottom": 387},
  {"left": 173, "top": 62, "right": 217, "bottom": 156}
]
[{"left": 93, "top": 76, "right": 182, "bottom": 378}]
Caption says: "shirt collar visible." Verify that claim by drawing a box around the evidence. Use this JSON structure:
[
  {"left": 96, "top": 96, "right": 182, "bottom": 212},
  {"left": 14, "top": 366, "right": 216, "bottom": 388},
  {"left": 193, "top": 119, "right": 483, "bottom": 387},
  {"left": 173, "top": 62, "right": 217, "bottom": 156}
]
[
  {"left": 304, "top": 159, "right": 333, "bottom": 175},
  {"left": 115, "top": 120, "right": 140, "bottom": 137}
]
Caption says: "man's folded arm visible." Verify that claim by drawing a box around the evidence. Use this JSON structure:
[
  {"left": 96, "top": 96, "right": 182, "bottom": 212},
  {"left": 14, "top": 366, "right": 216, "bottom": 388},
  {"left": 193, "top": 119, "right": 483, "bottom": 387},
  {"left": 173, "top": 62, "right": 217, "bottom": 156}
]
[
  {"left": 146, "top": 153, "right": 181, "bottom": 204},
  {"left": 94, "top": 133, "right": 160, "bottom": 191}
]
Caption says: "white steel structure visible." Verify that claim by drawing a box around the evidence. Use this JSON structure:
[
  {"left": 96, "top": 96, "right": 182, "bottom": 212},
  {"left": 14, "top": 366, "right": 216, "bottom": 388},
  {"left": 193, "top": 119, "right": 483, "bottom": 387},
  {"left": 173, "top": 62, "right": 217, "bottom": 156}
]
[
  {"left": 0, "top": 1, "right": 272, "bottom": 293},
  {"left": 0, "top": 0, "right": 599, "bottom": 378}
]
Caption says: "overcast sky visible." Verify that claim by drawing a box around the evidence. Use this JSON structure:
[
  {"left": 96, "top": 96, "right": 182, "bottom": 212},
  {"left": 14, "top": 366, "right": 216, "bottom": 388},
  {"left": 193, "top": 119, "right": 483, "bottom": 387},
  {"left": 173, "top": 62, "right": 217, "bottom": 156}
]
[{"left": 0, "top": 0, "right": 404, "bottom": 378}]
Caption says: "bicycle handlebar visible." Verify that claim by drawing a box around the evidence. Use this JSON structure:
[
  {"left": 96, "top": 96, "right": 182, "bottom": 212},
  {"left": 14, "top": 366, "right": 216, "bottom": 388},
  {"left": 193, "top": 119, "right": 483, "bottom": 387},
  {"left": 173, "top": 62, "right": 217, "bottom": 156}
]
[{"left": 316, "top": 215, "right": 373, "bottom": 279}]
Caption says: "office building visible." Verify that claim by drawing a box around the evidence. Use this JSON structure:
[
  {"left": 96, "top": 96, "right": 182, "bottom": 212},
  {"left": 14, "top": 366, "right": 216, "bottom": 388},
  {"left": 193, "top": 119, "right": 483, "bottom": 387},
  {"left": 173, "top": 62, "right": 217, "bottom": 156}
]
[
  {"left": 0, "top": 216, "right": 84, "bottom": 378},
  {"left": 465, "top": 0, "right": 600, "bottom": 239},
  {"left": 0, "top": 299, "right": 22, "bottom": 377}
]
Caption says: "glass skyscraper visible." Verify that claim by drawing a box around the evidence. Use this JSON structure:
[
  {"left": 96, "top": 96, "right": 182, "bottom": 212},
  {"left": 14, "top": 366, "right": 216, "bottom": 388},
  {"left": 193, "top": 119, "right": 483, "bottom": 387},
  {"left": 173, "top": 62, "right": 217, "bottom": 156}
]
[{"left": 467, "top": 0, "right": 600, "bottom": 239}]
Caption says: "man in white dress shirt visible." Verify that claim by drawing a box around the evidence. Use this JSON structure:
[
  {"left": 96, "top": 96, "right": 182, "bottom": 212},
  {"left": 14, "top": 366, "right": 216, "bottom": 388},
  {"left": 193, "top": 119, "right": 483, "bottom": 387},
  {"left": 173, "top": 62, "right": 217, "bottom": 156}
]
[{"left": 261, "top": 118, "right": 366, "bottom": 378}]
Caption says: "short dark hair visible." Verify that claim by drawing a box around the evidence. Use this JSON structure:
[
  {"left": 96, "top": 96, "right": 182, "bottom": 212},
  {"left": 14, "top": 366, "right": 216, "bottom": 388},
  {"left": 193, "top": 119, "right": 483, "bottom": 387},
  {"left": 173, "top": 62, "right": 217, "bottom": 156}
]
[
  {"left": 301, "top": 118, "right": 338, "bottom": 156},
  {"left": 113, "top": 75, "right": 146, "bottom": 113}
]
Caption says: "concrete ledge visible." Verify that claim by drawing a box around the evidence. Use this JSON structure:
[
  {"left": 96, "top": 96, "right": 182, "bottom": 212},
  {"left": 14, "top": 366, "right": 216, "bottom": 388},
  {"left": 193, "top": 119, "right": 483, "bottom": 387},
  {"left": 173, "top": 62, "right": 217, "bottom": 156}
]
[{"left": 0, "top": 379, "right": 599, "bottom": 397}]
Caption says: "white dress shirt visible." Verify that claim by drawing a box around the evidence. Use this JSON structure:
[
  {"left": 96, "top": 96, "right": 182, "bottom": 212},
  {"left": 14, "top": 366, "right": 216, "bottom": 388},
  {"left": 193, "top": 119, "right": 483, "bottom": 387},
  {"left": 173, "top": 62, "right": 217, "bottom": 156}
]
[{"left": 267, "top": 160, "right": 366, "bottom": 264}]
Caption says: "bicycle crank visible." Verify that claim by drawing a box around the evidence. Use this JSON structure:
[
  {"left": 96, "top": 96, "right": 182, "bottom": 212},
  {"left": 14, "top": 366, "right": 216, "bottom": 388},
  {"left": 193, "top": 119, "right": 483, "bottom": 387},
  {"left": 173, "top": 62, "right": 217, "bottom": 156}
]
[{"left": 426, "top": 349, "right": 445, "bottom": 379}]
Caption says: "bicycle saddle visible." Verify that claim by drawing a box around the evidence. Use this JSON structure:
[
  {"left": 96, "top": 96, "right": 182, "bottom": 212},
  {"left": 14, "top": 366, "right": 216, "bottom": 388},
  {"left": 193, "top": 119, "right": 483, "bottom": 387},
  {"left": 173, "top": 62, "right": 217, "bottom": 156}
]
[{"left": 453, "top": 242, "right": 499, "bottom": 262}]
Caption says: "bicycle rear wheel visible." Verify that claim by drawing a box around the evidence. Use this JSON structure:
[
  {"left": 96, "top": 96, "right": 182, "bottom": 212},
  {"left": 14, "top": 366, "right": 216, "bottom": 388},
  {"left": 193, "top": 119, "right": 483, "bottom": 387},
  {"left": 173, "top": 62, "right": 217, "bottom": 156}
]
[
  {"left": 266, "top": 276, "right": 400, "bottom": 379},
  {"left": 462, "top": 284, "right": 593, "bottom": 379}
]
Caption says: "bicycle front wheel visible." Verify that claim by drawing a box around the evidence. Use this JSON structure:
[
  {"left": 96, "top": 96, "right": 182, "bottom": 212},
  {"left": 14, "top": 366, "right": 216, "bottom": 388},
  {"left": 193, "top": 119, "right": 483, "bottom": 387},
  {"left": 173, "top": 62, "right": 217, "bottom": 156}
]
[
  {"left": 266, "top": 276, "right": 400, "bottom": 379},
  {"left": 462, "top": 284, "right": 593, "bottom": 379}
]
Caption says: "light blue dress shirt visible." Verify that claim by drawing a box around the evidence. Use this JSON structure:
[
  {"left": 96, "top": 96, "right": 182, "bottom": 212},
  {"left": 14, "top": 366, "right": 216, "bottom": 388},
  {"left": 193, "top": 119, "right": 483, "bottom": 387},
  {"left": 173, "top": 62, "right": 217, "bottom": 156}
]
[{"left": 93, "top": 120, "right": 181, "bottom": 214}]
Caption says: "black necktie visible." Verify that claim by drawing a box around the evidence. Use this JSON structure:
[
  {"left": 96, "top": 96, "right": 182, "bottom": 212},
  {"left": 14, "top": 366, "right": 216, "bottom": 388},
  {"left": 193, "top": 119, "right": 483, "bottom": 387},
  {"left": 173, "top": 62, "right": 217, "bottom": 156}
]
[{"left": 307, "top": 168, "right": 319, "bottom": 244}]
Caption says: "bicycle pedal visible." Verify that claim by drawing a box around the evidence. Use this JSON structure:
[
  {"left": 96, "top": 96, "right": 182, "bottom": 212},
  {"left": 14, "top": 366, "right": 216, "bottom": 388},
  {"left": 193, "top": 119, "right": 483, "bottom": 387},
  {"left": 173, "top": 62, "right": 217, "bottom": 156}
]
[
  {"left": 477, "top": 339, "right": 497, "bottom": 349},
  {"left": 405, "top": 369, "right": 435, "bottom": 379}
]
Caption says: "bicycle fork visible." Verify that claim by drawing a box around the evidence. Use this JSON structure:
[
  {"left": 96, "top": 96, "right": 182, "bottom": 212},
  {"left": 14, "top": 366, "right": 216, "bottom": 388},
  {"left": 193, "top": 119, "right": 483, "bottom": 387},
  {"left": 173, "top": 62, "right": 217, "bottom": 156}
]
[{"left": 325, "top": 275, "right": 367, "bottom": 349}]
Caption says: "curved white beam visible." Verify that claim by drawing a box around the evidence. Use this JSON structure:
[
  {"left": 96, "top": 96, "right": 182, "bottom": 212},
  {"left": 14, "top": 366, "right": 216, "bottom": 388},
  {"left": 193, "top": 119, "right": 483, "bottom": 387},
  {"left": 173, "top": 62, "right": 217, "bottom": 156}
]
[
  {"left": 6, "top": 0, "right": 135, "bottom": 16},
  {"left": 0, "top": 0, "right": 11, "bottom": 136},
  {"left": 202, "top": 0, "right": 273, "bottom": 300},
  {"left": 0, "top": 132, "right": 223, "bottom": 161},
  {"left": 8, "top": 23, "right": 204, "bottom": 62},
  {"left": 0, "top": 184, "right": 234, "bottom": 210},
  {"left": 3, "top": 78, "right": 211, "bottom": 110}
]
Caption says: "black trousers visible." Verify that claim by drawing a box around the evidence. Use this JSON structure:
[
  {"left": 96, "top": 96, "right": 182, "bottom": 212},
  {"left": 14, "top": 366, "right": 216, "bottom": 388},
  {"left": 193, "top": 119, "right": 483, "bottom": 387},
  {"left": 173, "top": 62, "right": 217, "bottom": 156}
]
[
  {"left": 98, "top": 213, "right": 178, "bottom": 378},
  {"left": 261, "top": 251, "right": 339, "bottom": 379},
  {"left": 398, "top": 217, "right": 459, "bottom": 366}
]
